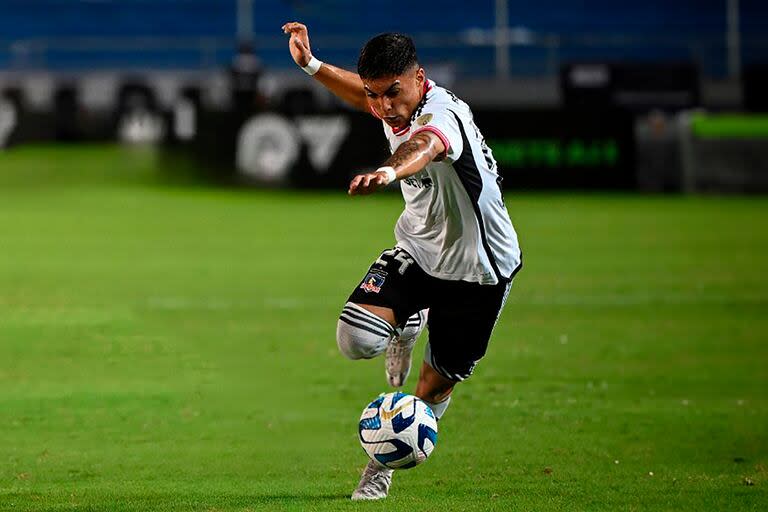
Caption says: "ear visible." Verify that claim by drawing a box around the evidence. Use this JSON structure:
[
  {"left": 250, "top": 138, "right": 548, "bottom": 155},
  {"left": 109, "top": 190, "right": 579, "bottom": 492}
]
[{"left": 416, "top": 67, "right": 426, "bottom": 86}]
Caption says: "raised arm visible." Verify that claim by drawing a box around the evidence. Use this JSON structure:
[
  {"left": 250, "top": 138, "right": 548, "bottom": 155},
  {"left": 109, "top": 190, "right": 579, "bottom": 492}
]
[{"left": 282, "top": 22, "right": 368, "bottom": 112}]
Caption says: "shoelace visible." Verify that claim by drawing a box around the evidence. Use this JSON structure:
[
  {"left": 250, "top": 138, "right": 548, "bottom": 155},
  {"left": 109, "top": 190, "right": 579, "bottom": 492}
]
[
  {"left": 386, "top": 344, "right": 410, "bottom": 372},
  {"left": 358, "top": 468, "right": 391, "bottom": 496},
  {"left": 368, "top": 468, "right": 392, "bottom": 485}
]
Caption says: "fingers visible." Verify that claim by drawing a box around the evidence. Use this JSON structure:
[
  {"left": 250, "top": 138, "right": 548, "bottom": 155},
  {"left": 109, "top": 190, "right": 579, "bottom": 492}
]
[
  {"left": 348, "top": 172, "right": 388, "bottom": 195},
  {"left": 292, "top": 36, "right": 308, "bottom": 53},
  {"left": 348, "top": 175, "right": 363, "bottom": 194},
  {"left": 282, "top": 21, "right": 307, "bottom": 34},
  {"left": 283, "top": 21, "right": 312, "bottom": 66},
  {"left": 349, "top": 174, "right": 370, "bottom": 195}
]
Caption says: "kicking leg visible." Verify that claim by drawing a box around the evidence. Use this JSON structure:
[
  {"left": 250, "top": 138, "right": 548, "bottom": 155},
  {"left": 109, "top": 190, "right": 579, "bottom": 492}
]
[
  {"left": 336, "top": 303, "right": 396, "bottom": 360},
  {"left": 345, "top": 247, "right": 429, "bottom": 500}
]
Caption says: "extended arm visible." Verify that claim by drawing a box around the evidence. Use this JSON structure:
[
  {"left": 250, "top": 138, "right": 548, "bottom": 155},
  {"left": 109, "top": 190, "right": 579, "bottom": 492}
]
[
  {"left": 282, "top": 22, "right": 368, "bottom": 111},
  {"left": 348, "top": 131, "right": 447, "bottom": 195}
]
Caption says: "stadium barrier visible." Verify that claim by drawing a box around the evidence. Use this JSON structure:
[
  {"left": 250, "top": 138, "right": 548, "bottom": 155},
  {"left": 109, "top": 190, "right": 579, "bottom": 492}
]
[
  {"left": 561, "top": 62, "right": 700, "bottom": 112},
  {"left": 634, "top": 112, "right": 685, "bottom": 193},
  {"left": 7, "top": 71, "right": 768, "bottom": 193},
  {"left": 169, "top": 109, "right": 391, "bottom": 188},
  {"left": 476, "top": 108, "right": 635, "bottom": 189},
  {"left": 172, "top": 106, "right": 636, "bottom": 190},
  {"left": 1, "top": 77, "right": 636, "bottom": 189},
  {"left": 679, "top": 113, "right": 768, "bottom": 193},
  {"left": 743, "top": 64, "right": 768, "bottom": 113}
]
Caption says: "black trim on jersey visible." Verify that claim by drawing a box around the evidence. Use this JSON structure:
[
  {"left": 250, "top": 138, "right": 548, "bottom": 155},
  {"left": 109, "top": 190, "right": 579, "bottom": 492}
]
[
  {"left": 509, "top": 252, "right": 523, "bottom": 280},
  {"left": 410, "top": 86, "right": 430, "bottom": 124},
  {"left": 450, "top": 110, "right": 505, "bottom": 282}
]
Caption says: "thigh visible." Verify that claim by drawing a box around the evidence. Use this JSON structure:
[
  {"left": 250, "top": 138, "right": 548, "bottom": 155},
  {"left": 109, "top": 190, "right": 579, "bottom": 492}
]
[
  {"left": 425, "top": 279, "right": 513, "bottom": 381},
  {"left": 346, "top": 247, "right": 430, "bottom": 325}
]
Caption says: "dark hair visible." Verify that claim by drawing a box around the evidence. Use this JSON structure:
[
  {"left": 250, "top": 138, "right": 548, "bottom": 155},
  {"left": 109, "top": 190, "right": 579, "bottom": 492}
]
[{"left": 357, "top": 33, "right": 419, "bottom": 79}]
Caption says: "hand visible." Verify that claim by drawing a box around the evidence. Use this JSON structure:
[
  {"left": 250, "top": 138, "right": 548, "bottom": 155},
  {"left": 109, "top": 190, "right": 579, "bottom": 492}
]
[
  {"left": 348, "top": 171, "right": 390, "bottom": 196},
  {"left": 282, "top": 22, "right": 312, "bottom": 67}
]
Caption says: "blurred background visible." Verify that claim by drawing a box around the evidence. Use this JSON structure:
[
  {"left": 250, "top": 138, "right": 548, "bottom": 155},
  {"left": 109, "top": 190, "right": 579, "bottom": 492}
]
[
  {"left": 0, "top": 0, "right": 766, "bottom": 191},
  {"left": 1, "top": 3, "right": 767, "bottom": 510}
]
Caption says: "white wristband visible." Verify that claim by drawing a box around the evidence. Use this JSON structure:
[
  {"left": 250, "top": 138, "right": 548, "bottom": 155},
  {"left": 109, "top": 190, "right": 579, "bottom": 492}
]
[
  {"left": 301, "top": 56, "right": 323, "bottom": 75},
  {"left": 377, "top": 166, "right": 397, "bottom": 185}
]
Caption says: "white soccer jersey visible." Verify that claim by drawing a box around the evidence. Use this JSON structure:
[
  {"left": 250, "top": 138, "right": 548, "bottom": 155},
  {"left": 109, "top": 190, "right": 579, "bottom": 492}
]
[{"left": 377, "top": 79, "right": 522, "bottom": 285}]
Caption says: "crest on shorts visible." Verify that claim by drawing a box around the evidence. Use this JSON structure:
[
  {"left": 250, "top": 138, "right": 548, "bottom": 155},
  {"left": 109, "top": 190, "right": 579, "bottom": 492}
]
[
  {"left": 416, "top": 113, "right": 433, "bottom": 126},
  {"left": 360, "top": 271, "right": 386, "bottom": 293}
]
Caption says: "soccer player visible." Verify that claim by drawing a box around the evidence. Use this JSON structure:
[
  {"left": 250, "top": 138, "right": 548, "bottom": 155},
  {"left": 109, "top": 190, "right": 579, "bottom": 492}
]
[{"left": 283, "top": 22, "right": 522, "bottom": 500}]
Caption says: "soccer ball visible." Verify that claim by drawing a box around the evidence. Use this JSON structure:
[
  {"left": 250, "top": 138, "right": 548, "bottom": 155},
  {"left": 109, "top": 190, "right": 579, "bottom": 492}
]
[{"left": 358, "top": 392, "right": 438, "bottom": 469}]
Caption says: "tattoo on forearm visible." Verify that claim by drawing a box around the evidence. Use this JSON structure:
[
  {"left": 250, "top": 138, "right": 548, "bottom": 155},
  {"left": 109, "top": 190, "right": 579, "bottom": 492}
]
[{"left": 385, "top": 135, "right": 436, "bottom": 170}]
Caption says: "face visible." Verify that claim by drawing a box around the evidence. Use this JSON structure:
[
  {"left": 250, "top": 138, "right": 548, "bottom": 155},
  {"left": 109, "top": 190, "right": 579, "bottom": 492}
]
[{"left": 363, "top": 66, "right": 425, "bottom": 128}]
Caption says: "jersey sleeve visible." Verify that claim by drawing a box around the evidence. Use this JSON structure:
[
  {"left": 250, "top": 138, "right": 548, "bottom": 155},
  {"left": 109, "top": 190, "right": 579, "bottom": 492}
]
[{"left": 411, "top": 104, "right": 463, "bottom": 163}]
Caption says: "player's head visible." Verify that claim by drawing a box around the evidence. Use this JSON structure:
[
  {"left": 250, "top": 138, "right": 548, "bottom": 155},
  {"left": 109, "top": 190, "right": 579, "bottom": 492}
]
[{"left": 358, "top": 33, "right": 426, "bottom": 128}]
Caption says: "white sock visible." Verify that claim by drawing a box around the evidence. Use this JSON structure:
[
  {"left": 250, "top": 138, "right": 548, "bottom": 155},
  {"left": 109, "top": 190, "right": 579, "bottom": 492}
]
[
  {"left": 337, "top": 303, "right": 395, "bottom": 359},
  {"left": 399, "top": 309, "right": 428, "bottom": 345},
  {"left": 424, "top": 396, "right": 451, "bottom": 420}
]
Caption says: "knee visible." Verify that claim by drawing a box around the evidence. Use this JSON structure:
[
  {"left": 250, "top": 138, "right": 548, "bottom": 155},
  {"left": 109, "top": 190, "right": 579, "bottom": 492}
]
[
  {"left": 336, "top": 303, "right": 394, "bottom": 360},
  {"left": 336, "top": 319, "right": 388, "bottom": 360}
]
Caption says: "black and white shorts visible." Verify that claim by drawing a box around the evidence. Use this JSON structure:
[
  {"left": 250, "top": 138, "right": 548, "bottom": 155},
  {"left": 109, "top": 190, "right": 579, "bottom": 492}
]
[{"left": 347, "top": 246, "right": 513, "bottom": 382}]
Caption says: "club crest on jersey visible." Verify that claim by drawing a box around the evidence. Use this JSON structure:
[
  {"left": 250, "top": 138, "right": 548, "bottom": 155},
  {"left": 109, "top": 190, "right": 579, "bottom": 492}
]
[
  {"left": 416, "top": 113, "right": 433, "bottom": 126},
  {"left": 360, "top": 271, "right": 386, "bottom": 293}
]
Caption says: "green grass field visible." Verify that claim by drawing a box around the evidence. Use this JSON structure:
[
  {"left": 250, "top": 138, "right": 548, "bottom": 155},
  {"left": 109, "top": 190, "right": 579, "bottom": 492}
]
[{"left": 1, "top": 145, "right": 767, "bottom": 511}]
